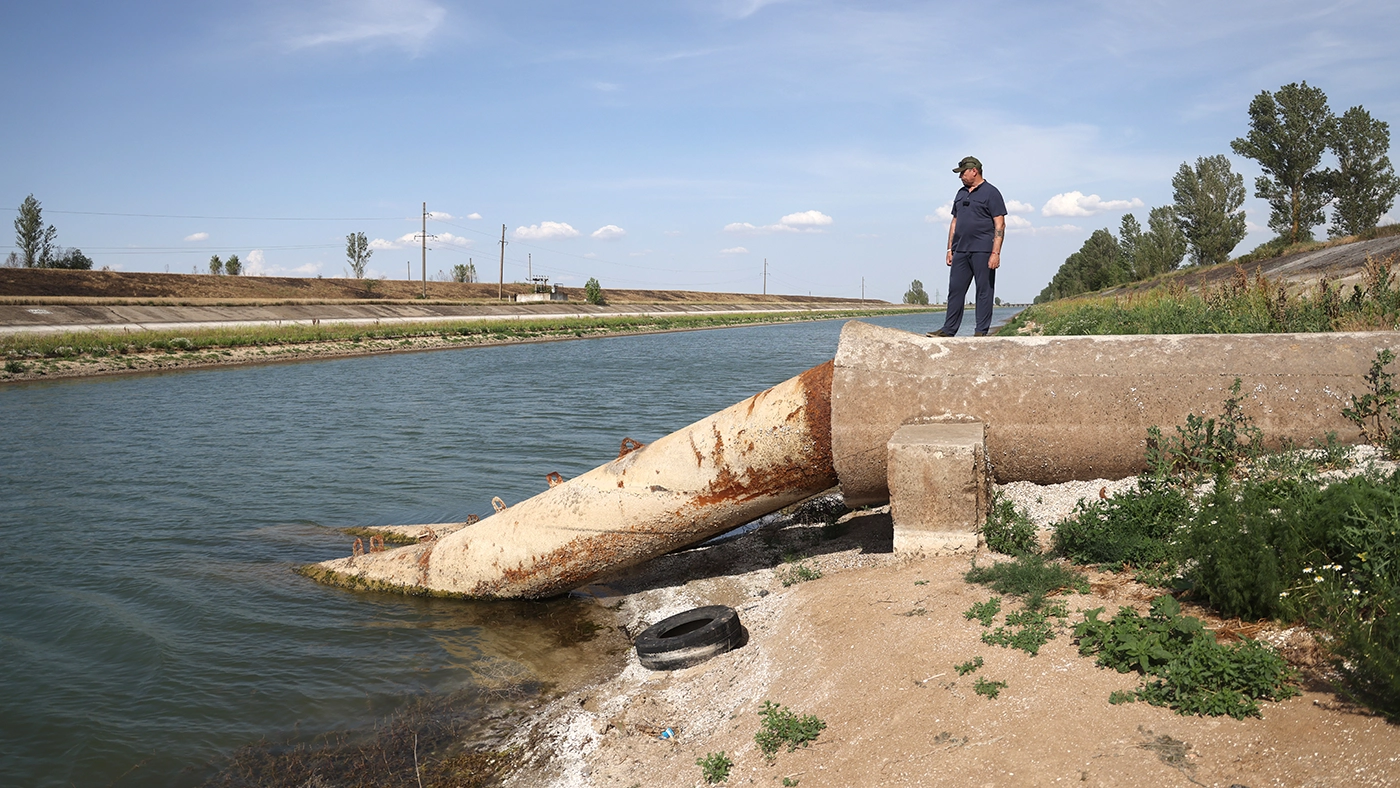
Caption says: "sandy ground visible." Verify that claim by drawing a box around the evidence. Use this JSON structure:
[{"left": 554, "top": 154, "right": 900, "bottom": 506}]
[{"left": 498, "top": 479, "right": 1400, "bottom": 788}]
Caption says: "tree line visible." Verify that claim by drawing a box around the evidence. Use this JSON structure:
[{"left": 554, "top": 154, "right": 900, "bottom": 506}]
[{"left": 1036, "top": 82, "right": 1399, "bottom": 303}]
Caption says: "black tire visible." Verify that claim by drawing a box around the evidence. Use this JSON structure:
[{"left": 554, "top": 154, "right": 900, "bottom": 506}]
[{"left": 634, "top": 605, "right": 744, "bottom": 670}]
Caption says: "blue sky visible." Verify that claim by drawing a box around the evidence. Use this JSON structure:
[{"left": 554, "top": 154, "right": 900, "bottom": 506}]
[{"left": 3, "top": 1, "right": 1398, "bottom": 302}]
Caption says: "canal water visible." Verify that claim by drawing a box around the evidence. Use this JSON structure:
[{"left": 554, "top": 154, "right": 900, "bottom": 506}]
[{"left": 0, "top": 309, "right": 1019, "bottom": 786}]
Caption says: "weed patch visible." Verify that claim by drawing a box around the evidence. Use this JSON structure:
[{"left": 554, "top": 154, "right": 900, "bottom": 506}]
[
  {"left": 1074, "top": 596, "right": 1298, "bottom": 719},
  {"left": 963, "top": 598, "right": 1001, "bottom": 627},
  {"left": 964, "top": 554, "right": 1088, "bottom": 612},
  {"left": 779, "top": 562, "right": 823, "bottom": 587},
  {"left": 1052, "top": 483, "right": 1192, "bottom": 570},
  {"left": 754, "top": 701, "right": 826, "bottom": 759},
  {"left": 983, "top": 493, "right": 1038, "bottom": 556},
  {"left": 697, "top": 751, "right": 733, "bottom": 783},
  {"left": 973, "top": 677, "right": 1008, "bottom": 699},
  {"left": 954, "top": 656, "right": 984, "bottom": 676}
]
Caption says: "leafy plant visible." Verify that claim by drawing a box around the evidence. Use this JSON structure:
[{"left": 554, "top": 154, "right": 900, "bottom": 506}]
[
  {"left": 954, "top": 656, "right": 984, "bottom": 676},
  {"left": 5, "top": 360, "right": 26, "bottom": 373},
  {"left": 1145, "top": 378, "right": 1261, "bottom": 483},
  {"left": 1342, "top": 349, "right": 1400, "bottom": 457},
  {"left": 963, "top": 598, "right": 1001, "bottom": 627},
  {"left": 755, "top": 701, "right": 826, "bottom": 758},
  {"left": 697, "top": 751, "right": 733, "bottom": 784},
  {"left": 965, "top": 554, "right": 1088, "bottom": 612},
  {"left": 973, "top": 677, "right": 1008, "bottom": 699},
  {"left": 982, "top": 606, "right": 1061, "bottom": 657},
  {"left": 1074, "top": 595, "right": 1298, "bottom": 719},
  {"left": 983, "top": 493, "right": 1038, "bottom": 556}
]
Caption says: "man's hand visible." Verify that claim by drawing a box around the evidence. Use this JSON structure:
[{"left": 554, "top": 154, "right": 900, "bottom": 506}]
[
  {"left": 989, "top": 252, "right": 1000, "bottom": 270},
  {"left": 945, "top": 249, "right": 954, "bottom": 266}
]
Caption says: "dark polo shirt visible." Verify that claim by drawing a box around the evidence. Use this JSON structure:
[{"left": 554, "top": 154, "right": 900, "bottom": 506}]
[{"left": 950, "top": 181, "right": 1008, "bottom": 253}]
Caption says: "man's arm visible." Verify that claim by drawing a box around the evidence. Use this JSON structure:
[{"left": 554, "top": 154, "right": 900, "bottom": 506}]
[
  {"left": 945, "top": 218, "right": 956, "bottom": 266},
  {"left": 989, "top": 215, "right": 1005, "bottom": 270}
]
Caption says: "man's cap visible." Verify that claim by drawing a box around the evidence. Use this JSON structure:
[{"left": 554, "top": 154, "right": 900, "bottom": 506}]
[{"left": 953, "top": 156, "right": 983, "bottom": 173}]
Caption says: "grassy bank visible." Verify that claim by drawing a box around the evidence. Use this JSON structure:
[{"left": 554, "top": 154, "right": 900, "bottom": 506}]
[
  {"left": 1, "top": 307, "right": 933, "bottom": 381},
  {"left": 1001, "top": 252, "right": 1400, "bottom": 336}
]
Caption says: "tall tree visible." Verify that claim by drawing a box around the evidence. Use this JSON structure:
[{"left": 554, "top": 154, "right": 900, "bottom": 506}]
[
  {"left": 1328, "top": 105, "right": 1400, "bottom": 238},
  {"left": 209, "top": 254, "right": 223, "bottom": 275},
  {"left": 1230, "top": 81, "right": 1335, "bottom": 244},
  {"left": 224, "top": 254, "right": 242, "bottom": 276},
  {"left": 903, "top": 279, "right": 929, "bottom": 305},
  {"left": 1119, "top": 214, "right": 1143, "bottom": 278},
  {"left": 1172, "top": 155, "right": 1247, "bottom": 266},
  {"left": 1136, "top": 206, "right": 1188, "bottom": 277},
  {"left": 346, "top": 232, "right": 373, "bottom": 278},
  {"left": 13, "top": 194, "right": 58, "bottom": 268}
]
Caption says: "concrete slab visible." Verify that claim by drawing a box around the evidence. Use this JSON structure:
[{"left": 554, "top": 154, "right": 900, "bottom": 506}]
[{"left": 887, "top": 422, "right": 989, "bottom": 555}]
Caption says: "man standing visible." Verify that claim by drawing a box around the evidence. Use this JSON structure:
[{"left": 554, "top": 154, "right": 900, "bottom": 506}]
[{"left": 930, "top": 156, "right": 1007, "bottom": 337}]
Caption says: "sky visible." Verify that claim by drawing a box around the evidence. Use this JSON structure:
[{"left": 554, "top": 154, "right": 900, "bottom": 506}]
[{"left": 2, "top": 0, "right": 1398, "bottom": 303}]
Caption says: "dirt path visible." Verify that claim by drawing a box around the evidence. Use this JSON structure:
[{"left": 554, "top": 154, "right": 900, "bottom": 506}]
[{"left": 503, "top": 499, "right": 1400, "bottom": 788}]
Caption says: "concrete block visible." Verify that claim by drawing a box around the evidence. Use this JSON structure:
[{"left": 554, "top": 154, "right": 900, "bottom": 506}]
[{"left": 887, "top": 422, "right": 989, "bottom": 555}]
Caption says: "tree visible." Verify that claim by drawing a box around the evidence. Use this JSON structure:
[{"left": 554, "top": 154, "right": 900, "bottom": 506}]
[
  {"left": 1328, "top": 105, "right": 1400, "bottom": 238},
  {"left": 14, "top": 194, "right": 58, "bottom": 268},
  {"left": 1172, "top": 155, "right": 1247, "bottom": 266},
  {"left": 1119, "top": 214, "right": 1143, "bottom": 278},
  {"left": 224, "top": 253, "right": 242, "bottom": 276},
  {"left": 1230, "top": 81, "right": 1335, "bottom": 244},
  {"left": 346, "top": 232, "right": 373, "bottom": 278},
  {"left": 1038, "top": 229, "right": 1126, "bottom": 302},
  {"left": 584, "top": 277, "right": 604, "bottom": 305},
  {"left": 451, "top": 262, "right": 476, "bottom": 283},
  {"left": 49, "top": 248, "right": 93, "bottom": 270},
  {"left": 209, "top": 254, "right": 223, "bottom": 275},
  {"left": 1135, "top": 206, "right": 1188, "bottom": 278},
  {"left": 903, "top": 279, "right": 929, "bottom": 305}
]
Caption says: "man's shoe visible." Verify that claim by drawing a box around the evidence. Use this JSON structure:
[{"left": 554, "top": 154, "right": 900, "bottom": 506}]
[
  {"left": 974, "top": 331, "right": 988, "bottom": 337},
  {"left": 926, "top": 329, "right": 954, "bottom": 337}
]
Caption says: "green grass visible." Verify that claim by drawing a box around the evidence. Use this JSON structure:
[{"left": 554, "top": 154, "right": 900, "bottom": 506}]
[
  {"left": 964, "top": 554, "right": 1088, "bottom": 612},
  {"left": 983, "top": 493, "right": 1038, "bottom": 556},
  {"left": 779, "top": 561, "right": 823, "bottom": 587},
  {"left": 697, "top": 751, "right": 733, "bottom": 784}
]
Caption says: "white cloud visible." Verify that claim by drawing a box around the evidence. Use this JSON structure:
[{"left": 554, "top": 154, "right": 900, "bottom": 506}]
[
  {"left": 1005, "top": 215, "right": 1034, "bottom": 229},
  {"left": 514, "top": 221, "right": 580, "bottom": 240},
  {"left": 592, "top": 81, "right": 620, "bottom": 92},
  {"left": 1006, "top": 199, "right": 1036, "bottom": 214},
  {"left": 779, "top": 210, "right": 833, "bottom": 227},
  {"left": 244, "top": 250, "right": 267, "bottom": 276},
  {"left": 371, "top": 231, "right": 471, "bottom": 250},
  {"left": 281, "top": 0, "right": 446, "bottom": 54},
  {"left": 427, "top": 211, "right": 453, "bottom": 220},
  {"left": 720, "top": 246, "right": 750, "bottom": 254},
  {"left": 437, "top": 233, "right": 472, "bottom": 247},
  {"left": 466, "top": 212, "right": 482, "bottom": 220},
  {"left": 924, "top": 202, "right": 955, "bottom": 223},
  {"left": 184, "top": 232, "right": 209, "bottom": 242},
  {"left": 591, "top": 224, "right": 627, "bottom": 240},
  {"left": 724, "top": 209, "right": 834, "bottom": 235},
  {"left": 1042, "top": 191, "right": 1144, "bottom": 217}
]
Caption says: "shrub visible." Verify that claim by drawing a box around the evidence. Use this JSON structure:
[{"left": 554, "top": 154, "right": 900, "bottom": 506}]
[
  {"left": 754, "top": 701, "right": 825, "bottom": 758},
  {"left": 1145, "top": 378, "right": 1261, "bottom": 483},
  {"left": 779, "top": 562, "right": 822, "bottom": 587},
  {"left": 1052, "top": 484, "right": 1192, "bottom": 569},
  {"left": 973, "top": 677, "right": 1008, "bottom": 699},
  {"left": 954, "top": 656, "right": 984, "bottom": 676},
  {"left": 983, "top": 493, "right": 1038, "bottom": 556}
]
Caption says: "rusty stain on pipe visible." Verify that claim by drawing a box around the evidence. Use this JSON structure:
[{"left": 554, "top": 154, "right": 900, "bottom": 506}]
[{"left": 310, "top": 361, "right": 837, "bottom": 599}]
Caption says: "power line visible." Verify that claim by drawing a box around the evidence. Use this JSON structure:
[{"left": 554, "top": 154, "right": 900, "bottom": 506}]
[{"left": 48, "top": 210, "right": 407, "bottom": 221}]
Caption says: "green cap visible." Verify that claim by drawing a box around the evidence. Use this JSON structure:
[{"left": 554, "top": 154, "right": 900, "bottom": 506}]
[{"left": 953, "top": 156, "right": 982, "bottom": 173}]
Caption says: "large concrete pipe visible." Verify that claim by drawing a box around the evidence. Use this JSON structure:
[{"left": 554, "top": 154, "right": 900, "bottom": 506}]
[
  {"left": 831, "top": 321, "right": 1400, "bottom": 506},
  {"left": 305, "top": 362, "right": 837, "bottom": 599}
]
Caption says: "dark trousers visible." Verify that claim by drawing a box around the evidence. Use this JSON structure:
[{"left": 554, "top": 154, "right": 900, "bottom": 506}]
[{"left": 941, "top": 251, "right": 996, "bottom": 336}]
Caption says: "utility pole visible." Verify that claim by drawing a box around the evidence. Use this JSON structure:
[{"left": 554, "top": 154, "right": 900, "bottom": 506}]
[
  {"left": 498, "top": 224, "right": 507, "bottom": 301},
  {"left": 528, "top": 253, "right": 532, "bottom": 281},
  {"left": 406, "top": 261, "right": 410, "bottom": 281},
  {"left": 763, "top": 258, "right": 767, "bottom": 295},
  {"left": 861, "top": 277, "right": 865, "bottom": 304},
  {"left": 421, "top": 202, "right": 428, "bottom": 298}
]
